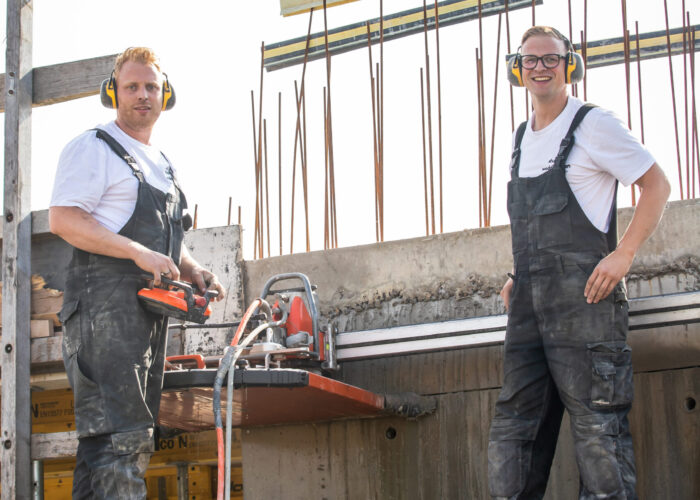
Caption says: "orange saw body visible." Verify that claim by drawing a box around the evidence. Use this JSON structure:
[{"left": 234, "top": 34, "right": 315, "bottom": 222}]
[{"left": 138, "top": 277, "right": 217, "bottom": 324}]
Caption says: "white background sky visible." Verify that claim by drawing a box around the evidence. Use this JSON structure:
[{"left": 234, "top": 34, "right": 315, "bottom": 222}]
[{"left": 1, "top": 0, "right": 698, "bottom": 259}]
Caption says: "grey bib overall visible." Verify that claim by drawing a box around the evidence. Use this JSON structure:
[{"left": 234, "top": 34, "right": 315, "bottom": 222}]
[
  {"left": 488, "top": 105, "right": 637, "bottom": 499},
  {"left": 59, "top": 129, "right": 187, "bottom": 499}
]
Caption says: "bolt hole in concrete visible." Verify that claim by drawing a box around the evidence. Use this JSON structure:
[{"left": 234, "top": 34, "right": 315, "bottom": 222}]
[
  {"left": 684, "top": 397, "right": 697, "bottom": 412},
  {"left": 385, "top": 427, "right": 397, "bottom": 440}
]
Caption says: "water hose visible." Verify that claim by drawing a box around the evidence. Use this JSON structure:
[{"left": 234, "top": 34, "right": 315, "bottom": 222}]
[{"left": 214, "top": 299, "right": 285, "bottom": 499}]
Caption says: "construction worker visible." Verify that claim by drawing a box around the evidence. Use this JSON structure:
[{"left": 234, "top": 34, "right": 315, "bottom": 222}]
[
  {"left": 488, "top": 27, "right": 670, "bottom": 499},
  {"left": 49, "top": 47, "right": 225, "bottom": 498}
]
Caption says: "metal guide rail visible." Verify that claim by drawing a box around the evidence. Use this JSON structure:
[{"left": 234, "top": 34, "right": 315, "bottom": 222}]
[{"left": 335, "top": 290, "right": 700, "bottom": 361}]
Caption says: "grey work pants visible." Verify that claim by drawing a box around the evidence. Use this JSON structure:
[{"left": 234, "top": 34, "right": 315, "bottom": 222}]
[{"left": 488, "top": 264, "right": 637, "bottom": 499}]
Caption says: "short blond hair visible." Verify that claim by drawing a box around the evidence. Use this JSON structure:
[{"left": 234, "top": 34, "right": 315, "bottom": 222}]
[{"left": 114, "top": 47, "right": 162, "bottom": 78}]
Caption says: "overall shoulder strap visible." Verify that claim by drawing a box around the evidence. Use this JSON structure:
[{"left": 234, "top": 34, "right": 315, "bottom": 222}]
[
  {"left": 510, "top": 120, "right": 528, "bottom": 179},
  {"left": 93, "top": 128, "right": 145, "bottom": 183},
  {"left": 552, "top": 103, "right": 597, "bottom": 170}
]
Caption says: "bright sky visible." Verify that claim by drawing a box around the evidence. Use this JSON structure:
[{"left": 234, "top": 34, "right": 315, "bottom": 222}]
[{"left": 1, "top": 0, "right": 698, "bottom": 258}]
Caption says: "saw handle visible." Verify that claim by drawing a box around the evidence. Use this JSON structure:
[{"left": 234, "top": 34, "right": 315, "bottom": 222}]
[{"left": 144, "top": 275, "right": 219, "bottom": 310}]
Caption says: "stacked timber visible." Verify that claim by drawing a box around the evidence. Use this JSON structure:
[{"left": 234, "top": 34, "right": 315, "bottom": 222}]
[{"left": 0, "top": 275, "right": 63, "bottom": 338}]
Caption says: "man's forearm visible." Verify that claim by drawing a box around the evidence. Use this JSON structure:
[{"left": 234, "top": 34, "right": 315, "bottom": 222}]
[{"left": 616, "top": 163, "right": 671, "bottom": 259}]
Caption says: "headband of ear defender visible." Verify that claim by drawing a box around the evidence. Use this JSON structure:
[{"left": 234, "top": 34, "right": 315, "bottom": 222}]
[
  {"left": 100, "top": 71, "right": 176, "bottom": 111},
  {"left": 506, "top": 41, "right": 585, "bottom": 87}
]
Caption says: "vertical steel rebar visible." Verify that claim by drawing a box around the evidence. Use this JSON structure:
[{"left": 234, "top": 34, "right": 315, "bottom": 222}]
[
  {"left": 263, "top": 119, "right": 271, "bottom": 258},
  {"left": 531, "top": 0, "right": 535, "bottom": 26},
  {"left": 476, "top": 48, "right": 484, "bottom": 228},
  {"left": 379, "top": 0, "right": 385, "bottom": 241},
  {"left": 323, "top": 0, "right": 339, "bottom": 247},
  {"left": 278, "top": 92, "right": 282, "bottom": 255},
  {"left": 250, "top": 90, "right": 260, "bottom": 258},
  {"left": 257, "top": 42, "right": 265, "bottom": 259},
  {"left": 367, "top": 22, "right": 381, "bottom": 242},
  {"left": 193, "top": 204, "right": 198, "bottom": 230},
  {"left": 505, "top": 0, "right": 515, "bottom": 131},
  {"left": 290, "top": 9, "right": 314, "bottom": 254},
  {"left": 434, "top": 1, "right": 444, "bottom": 233},
  {"left": 487, "top": 14, "right": 503, "bottom": 227},
  {"left": 420, "top": 68, "right": 430, "bottom": 236},
  {"left": 323, "top": 87, "right": 330, "bottom": 250},
  {"left": 634, "top": 21, "right": 645, "bottom": 206},
  {"left": 682, "top": 2, "right": 690, "bottom": 199},
  {"left": 422, "top": 0, "right": 436, "bottom": 234},
  {"left": 228, "top": 197, "right": 232, "bottom": 225},
  {"left": 301, "top": 79, "right": 310, "bottom": 252},
  {"left": 663, "top": 0, "right": 685, "bottom": 198},
  {"left": 690, "top": 25, "right": 699, "bottom": 197},
  {"left": 568, "top": 0, "right": 577, "bottom": 97}
]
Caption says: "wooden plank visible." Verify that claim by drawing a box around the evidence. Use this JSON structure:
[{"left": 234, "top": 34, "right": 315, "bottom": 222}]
[
  {"left": 30, "top": 319, "right": 52, "bottom": 339},
  {"left": 30, "top": 431, "right": 77, "bottom": 460},
  {"left": 0, "top": 54, "right": 117, "bottom": 112},
  {"left": 30, "top": 335, "right": 63, "bottom": 366},
  {"left": 264, "top": 0, "right": 542, "bottom": 71},
  {"left": 2, "top": 1, "right": 33, "bottom": 497}
]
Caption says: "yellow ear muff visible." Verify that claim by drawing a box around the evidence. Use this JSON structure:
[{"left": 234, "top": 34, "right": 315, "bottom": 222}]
[
  {"left": 100, "top": 72, "right": 118, "bottom": 109},
  {"left": 566, "top": 51, "right": 585, "bottom": 84},
  {"left": 506, "top": 54, "right": 524, "bottom": 87},
  {"left": 161, "top": 73, "right": 176, "bottom": 111}
]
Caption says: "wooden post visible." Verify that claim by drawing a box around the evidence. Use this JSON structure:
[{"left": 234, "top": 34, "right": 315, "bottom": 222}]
[{"left": 3, "top": 1, "right": 33, "bottom": 499}]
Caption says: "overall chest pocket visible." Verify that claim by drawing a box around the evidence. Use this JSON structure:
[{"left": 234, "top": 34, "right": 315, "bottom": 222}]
[{"left": 533, "top": 192, "right": 572, "bottom": 249}]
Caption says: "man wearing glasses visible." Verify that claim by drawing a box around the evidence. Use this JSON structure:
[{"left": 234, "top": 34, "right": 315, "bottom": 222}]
[{"left": 488, "top": 26, "right": 670, "bottom": 499}]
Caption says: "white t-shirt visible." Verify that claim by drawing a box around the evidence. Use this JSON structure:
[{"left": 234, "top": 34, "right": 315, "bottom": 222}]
[
  {"left": 515, "top": 96, "right": 655, "bottom": 232},
  {"left": 50, "top": 121, "right": 176, "bottom": 233}
]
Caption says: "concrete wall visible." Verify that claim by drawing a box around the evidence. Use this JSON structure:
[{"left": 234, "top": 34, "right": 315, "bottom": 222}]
[{"left": 240, "top": 199, "right": 700, "bottom": 500}]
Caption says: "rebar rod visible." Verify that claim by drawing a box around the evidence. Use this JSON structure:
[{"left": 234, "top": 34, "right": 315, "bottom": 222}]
[
  {"left": 663, "top": 0, "right": 685, "bottom": 198},
  {"left": 379, "top": 0, "right": 385, "bottom": 240},
  {"left": 278, "top": 92, "right": 282, "bottom": 255},
  {"left": 257, "top": 42, "right": 265, "bottom": 259},
  {"left": 505, "top": 0, "right": 515, "bottom": 131},
  {"left": 250, "top": 90, "right": 260, "bottom": 258},
  {"left": 487, "top": 14, "right": 503, "bottom": 227},
  {"left": 301, "top": 78, "right": 310, "bottom": 252},
  {"left": 323, "top": 87, "right": 330, "bottom": 249},
  {"left": 420, "top": 68, "right": 430, "bottom": 236},
  {"left": 228, "top": 197, "right": 232, "bottom": 226},
  {"left": 682, "top": 1, "right": 689, "bottom": 199},
  {"left": 367, "top": 22, "right": 381, "bottom": 242},
  {"left": 264, "top": 119, "right": 271, "bottom": 258},
  {"left": 422, "top": 0, "right": 436, "bottom": 234},
  {"left": 434, "top": 1, "right": 444, "bottom": 233},
  {"left": 290, "top": 9, "right": 315, "bottom": 254}
]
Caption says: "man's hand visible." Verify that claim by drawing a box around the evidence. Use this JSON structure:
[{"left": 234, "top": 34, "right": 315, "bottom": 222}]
[
  {"left": 130, "top": 242, "right": 180, "bottom": 286},
  {"left": 500, "top": 277, "right": 514, "bottom": 312},
  {"left": 584, "top": 249, "right": 633, "bottom": 304},
  {"left": 189, "top": 266, "right": 225, "bottom": 301}
]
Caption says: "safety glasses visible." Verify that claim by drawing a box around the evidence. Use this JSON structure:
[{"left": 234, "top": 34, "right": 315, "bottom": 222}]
[{"left": 520, "top": 53, "right": 567, "bottom": 69}]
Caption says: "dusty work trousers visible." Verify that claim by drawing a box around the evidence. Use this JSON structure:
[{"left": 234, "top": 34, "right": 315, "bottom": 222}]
[
  {"left": 488, "top": 261, "right": 637, "bottom": 500},
  {"left": 62, "top": 274, "right": 168, "bottom": 499}
]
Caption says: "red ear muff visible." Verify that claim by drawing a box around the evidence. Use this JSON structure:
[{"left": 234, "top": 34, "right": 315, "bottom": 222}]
[
  {"left": 100, "top": 72, "right": 118, "bottom": 109},
  {"left": 506, "top": 54, "right": 524, "bottom": 87},
  {"left": 565, "top": 51, "right": 585, "bottom": 84}
]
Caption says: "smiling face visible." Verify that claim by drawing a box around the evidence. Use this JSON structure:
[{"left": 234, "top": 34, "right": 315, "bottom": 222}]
[
  {"left": 520, "top": 34, "right": 569, "bottom": 103},
  {"left": 114, "top": 60, "right": 164, "bottom": 143}
]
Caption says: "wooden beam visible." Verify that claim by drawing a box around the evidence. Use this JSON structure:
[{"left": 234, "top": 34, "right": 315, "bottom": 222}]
[
  {"left": 0, "top": 54, "right": 117, "bottom": 113},
  {"left": 264, "top": 0, "right": 542, "bottom": 71},
  {"left": 2, "top": 0, "right": 33, "bottom": 498},
  {"left": 31, "top": 431, "right": 77, "bottom": 460}
]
